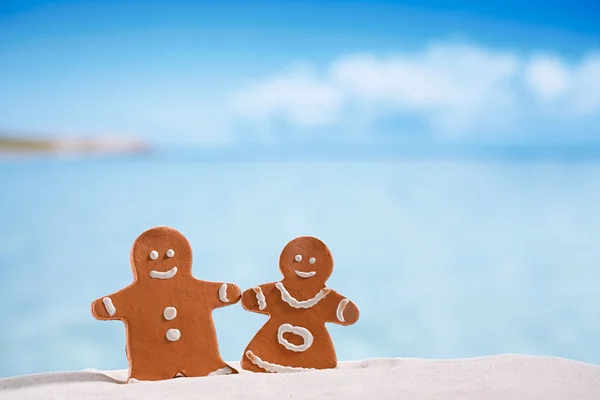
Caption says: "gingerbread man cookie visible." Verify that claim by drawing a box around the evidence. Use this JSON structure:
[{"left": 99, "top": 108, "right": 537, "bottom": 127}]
[
  {"left": 240, "top": 236, "right": 360, "bottom": 372},
  {"left": 91, "top": 226, "right": 241, "bottom": 382}
]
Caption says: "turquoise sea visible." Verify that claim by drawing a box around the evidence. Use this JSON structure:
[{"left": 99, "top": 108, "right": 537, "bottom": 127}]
[{"left": 1, "top": 150, "right": 599, "bottom": 378}]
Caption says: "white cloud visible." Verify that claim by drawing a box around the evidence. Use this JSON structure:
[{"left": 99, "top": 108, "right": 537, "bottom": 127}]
[
  {"left": 331, "top": 45, "right": 518, "bottom": 110},
  {"left": 568, "top": 54, "right": 600, "bottom": 116},
  {"left": 524, "top": 52, "right": 600, "bottom": 117},
  {"left": 228, "top": 41, "right": 600, "bottom": 139},
  {"left": 524, "top": 55, "right": 570, "bottom": 101},
  {"left": 230, "top": 65, "right": 343, "bottom": 127}
]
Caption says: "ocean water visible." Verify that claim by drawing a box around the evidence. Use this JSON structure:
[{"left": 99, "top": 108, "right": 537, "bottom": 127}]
[{"left": 1, "top": 152, "right": 599, "bottom": 378}]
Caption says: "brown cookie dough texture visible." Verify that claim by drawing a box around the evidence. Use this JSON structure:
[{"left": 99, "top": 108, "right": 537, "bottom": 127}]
[
  {"left": 91, "top": 226, "right": 241, "bottom": 382},
  {"left": 240, "top": 236, "right": 360, "bottom": 372}
]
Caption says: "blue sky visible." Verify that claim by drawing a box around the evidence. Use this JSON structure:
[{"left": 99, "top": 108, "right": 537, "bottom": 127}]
[{"left": 0, "top": 0, "right": 599, "bottom": 146}]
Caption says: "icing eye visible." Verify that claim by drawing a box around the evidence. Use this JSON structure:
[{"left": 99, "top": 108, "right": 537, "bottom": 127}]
[
  {"left": 294, "top": 254, "right": 302, "bottom": 262},
  {"left": 149, "top": 250, "right": 159, "bottom": 260},
  {"left": 309, "top": 257, "right": 316, "bottom": 264},
  {"left": 166, "top": 249, "right": 175, "bottom": 258}
]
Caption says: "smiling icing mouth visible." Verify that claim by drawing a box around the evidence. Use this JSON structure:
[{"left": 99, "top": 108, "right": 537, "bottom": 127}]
[
  {"left": 149, "top": 266, "right": 178, "bottom": 279},
  {"left": 294, "top": 270, "right": 316, "bottom": 278}
]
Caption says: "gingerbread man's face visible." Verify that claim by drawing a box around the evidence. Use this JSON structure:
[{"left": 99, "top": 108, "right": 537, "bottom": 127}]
[
  {"left": 279, "top": 236, "right": 334, "bottom": 284},
  {"left": 130, "top": 227, "right": 193, "bottom": 281}
]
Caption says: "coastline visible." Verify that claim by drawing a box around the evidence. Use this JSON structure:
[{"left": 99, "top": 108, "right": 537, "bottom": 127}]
[{"left": 0, "top": 135, "right": 150, "bottom": 157}]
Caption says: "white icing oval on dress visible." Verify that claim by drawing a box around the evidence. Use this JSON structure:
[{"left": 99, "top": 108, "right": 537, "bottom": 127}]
[
  {"left": 166, "top": 249, "right": 175, "bottom": 258},
  {"left": 294, "top": 254, "right": 302, "bottom": 262},
  {"left": 149, "top": 250, "right": 159, "bottom": 260},
  {"left": 277, "top": 323, "right": 314, "bottom": 352},
  {"left": 309, "top": 257, "right": 316, "bottom": 264},
  {"left": 166, "top": 328, "right": 181, "bottom": 342},
  {"left": 163, "top": 306, "right": 177, "bottom": 320}
]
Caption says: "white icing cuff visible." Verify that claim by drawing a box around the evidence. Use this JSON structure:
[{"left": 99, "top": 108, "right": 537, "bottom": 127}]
[
  {"left": 336, "top": 299, "right": 350, "bottom": 322},
  {"left": 219, "top": 283, "right": 229, "bottom": 303},
  {"left": 278, "top": 323, "right": 314, "bottom": 352},
  {"left": 102, "top": 297, "right": 116, "bottom": 317},
  {"left": 253, "top": 287, "right": 267, "bottom": 310}
]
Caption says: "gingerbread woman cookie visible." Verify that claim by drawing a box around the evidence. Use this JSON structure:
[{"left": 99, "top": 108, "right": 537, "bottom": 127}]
[
  {"left": 91, "top": 226, "right": 241, "bottom": 382},
  {"left": 240, "top": 236, "right": 360, "bottom": 372}
]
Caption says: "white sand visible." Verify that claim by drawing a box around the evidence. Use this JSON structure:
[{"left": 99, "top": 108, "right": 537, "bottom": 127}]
[{"left": 1, "top": 355, "right": 599, "bottom": 399}]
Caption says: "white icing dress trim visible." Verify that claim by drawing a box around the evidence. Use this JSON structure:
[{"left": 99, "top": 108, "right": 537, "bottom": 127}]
[
  {"left": 219, "top": 283, "right": 229, "bottom": 302},
  {"left": 245, "top": 350, "right": 315, "bottom": 373},
  {"left": 174, "top": 373, "right": 185, "bottom": 378},
  {"left": 102, "top": 297, "right": 116, "bottom": 317},
  {"left": 253, "top": 287, "right": 267, "bottom": 310},
  {"left": 208, "top": 366, "right": 234, "bottom": 376},
  {"left": 336, "top": 299, "right": 350, "bottom": 322},
  {"left": 278, "top": 323, "right": 314, "bottom": 352},
  {"left": 149, "top": 266, "right": 178, "bottom": 279},
  {"left": 128, "top": 378, "right": 142, "bottom": 383},
  {"left": 275, "top": 282, "right": 330, "bottom": 309},
  {"left": 294, "top": 270, "right": 316, "bottom": 278}
]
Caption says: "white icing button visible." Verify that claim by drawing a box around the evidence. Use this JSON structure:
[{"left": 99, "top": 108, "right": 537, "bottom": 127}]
[
  {"left": 166, "top": 328, "right": 181, "bottom": 342},
  {"left": 294, "top": 254, "right": 302, "bottom": 262},
  {"left": 163, "top": 307, "right": 177, "bottom": 320},
  {"left": 166, "top": 249, "right": 175, "bottom": 258},
  {"left": 309, "top": 257, "right": 316, "bottom": 264},
  {"left": 149, "top": 250, "right": 159, "bottom": 260}
]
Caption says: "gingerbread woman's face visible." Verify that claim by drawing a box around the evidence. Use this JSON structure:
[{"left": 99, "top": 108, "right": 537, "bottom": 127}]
[
  {"left": 279, "top": 236, "right": 334, "bottom": 284},
  {"left": 130, "top": 227, "right": 193, "bottom": 281}
]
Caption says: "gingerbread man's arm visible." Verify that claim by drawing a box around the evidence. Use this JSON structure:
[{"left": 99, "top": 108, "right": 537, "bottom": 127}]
[
  {"left": 90, "top": 285, "right": 136, "bottom": 320},
  {"left": 241, "top": 283, "right": 276, "bottom": 316},
  {"left": 324, "top": 289, "right": 360, "bottom": 326},
  {"left": 198, "top": 280, "right": 242, "bottom": 309}
]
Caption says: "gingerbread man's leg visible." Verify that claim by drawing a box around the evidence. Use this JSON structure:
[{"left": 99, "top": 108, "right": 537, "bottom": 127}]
[
  {"left": 128, "top": 365, "right": 178, "bottom": 383},
  {"left": 179, "top": 361, "right": 238, "bottom": 377},
  {"left": 127, "top": 349, "right": 180, "bottom": 382}
]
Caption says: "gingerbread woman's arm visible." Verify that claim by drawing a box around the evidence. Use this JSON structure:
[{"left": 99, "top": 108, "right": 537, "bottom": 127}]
[
  {"left": 325, "top": 290, "right": 360, "bottom": 326},
  {"left": 90, "top": 285, "right": 135, "bottom": 320},
  {"left": 199, "top": 280, "right": 242, "bottom": 309},
  {"left": 241, "top": 283, "right": 275, "bottom": 316}
]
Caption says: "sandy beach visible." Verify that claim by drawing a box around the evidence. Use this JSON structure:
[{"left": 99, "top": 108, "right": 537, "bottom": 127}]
[{"left": 2, "top": 355, "right": 599, "bottom": 400}]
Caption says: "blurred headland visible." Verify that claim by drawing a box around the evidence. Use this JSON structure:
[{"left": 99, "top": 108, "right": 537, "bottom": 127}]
[{"left": 0, "top": 131, "right": 150, "bottom": 156}]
